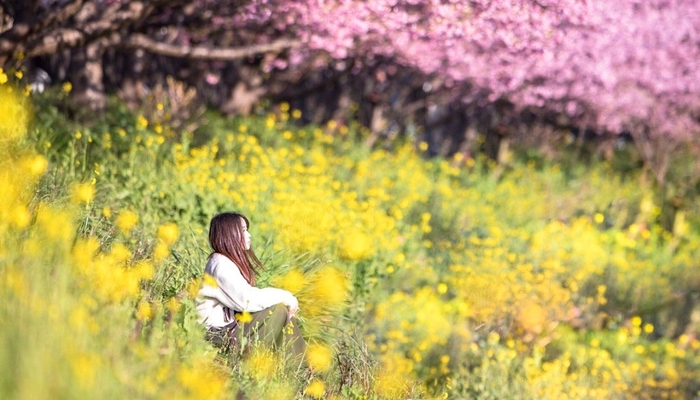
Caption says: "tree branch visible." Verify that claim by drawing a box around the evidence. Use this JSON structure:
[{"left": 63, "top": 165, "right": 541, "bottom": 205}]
[
  {"left": 0, "top": 0, "right": 85, "bottom": 59},
  {"left": 121, "top": 34, "right": 300, "bottom": 60}
]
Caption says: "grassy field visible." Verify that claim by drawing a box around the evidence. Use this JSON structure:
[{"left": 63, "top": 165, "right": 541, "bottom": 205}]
[{"left": 1, "top": 79, "right": 699, "bottom": 399}]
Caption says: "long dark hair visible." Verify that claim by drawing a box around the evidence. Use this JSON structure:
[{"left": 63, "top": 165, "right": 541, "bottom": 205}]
[{"left": 208, "top": 211, "right": 264, "bottom": 285}]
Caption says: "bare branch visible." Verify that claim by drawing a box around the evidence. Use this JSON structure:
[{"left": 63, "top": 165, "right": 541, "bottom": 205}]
[
  {"left": 121, "top": 34, "right": 300, "bottom": 60},
  {"left": 1, "top": 0, "right": 183, "bottom": 64},
  {"left": 0, "top": 0, "right": 85, "bottom": 58}
]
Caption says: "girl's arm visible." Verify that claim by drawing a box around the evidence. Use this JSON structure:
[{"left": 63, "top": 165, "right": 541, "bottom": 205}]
[{"left": 206, "top": 254, "right": 298, "bottom": 313}]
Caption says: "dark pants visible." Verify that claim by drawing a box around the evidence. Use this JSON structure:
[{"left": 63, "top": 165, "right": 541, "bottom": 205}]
[{"left": 206, "top": 304, "right": 307, "bottom": 365}]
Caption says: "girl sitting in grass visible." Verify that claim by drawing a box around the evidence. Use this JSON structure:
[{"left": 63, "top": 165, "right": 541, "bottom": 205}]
[{"left": 196, "top": 211, "right": 306, "bottom": 365}]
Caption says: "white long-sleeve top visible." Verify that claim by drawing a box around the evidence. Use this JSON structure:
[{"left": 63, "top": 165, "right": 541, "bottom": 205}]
[{"left": 195, "top": 253, "right": 298, "bottom": 328}]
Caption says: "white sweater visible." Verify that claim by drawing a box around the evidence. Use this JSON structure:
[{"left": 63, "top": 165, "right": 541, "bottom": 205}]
[{"left": 195, "top": 253, "right": 298, "bottom": 328}]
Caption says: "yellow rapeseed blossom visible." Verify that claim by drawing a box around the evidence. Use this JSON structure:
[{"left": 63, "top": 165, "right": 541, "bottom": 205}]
[
  {"left": 136, "top": 300, "right": 153, "bottom": 321},
  {"left": 0, "top": 86, "right": 30, "bottom": 145},
  {"left": 176, "top": 359, "right": 228, "bottom": 398},
  {"left": 35, "top": 205, "right": 75, "bottom": 242},
  {"left": 305, "top": 267, "right": 347, "bottom": 313},
  {"left": 631, "top": 316, "right": 642, "bottom": 327},
  {"left": 153, "top": 242, "right": 170, "bottom": 263},
  {"left": 339, "top": 230, "right": 373, "bottom": 261},
  {"left": 109, "top": 242, "right": 132, "bottom": 263},
  {"left": 437, "top": 283, "right": 448, "bottom": 294},
  {"left": 69, "top": 352, "right": 99, "bottom": 389},
  {"left": 594, "top": 213, "right": 605, "bottom": 224},
  {"left": 306, "top": 342, "right": 334, "bottom": 372},
  {"left": 166, "top": 297, "right": 181, "bottom": 315},
  {"left": 136, "top": 115, "right": 148, "bottom": 129},
  {"left": 518, "top": 301, "right": 547, "bottom": 335},
  {"left": 243, "top": 348, "right": 277, "bottom": 381},
  {"left": 236, "top": 311, "right": 252, "bottom": 324},
  {"left": 11, "top": 205, "right": 30, "bottom": 228},
  {"left": 157, "top": 222, "right": 179, "bottom": 245},
  {"left": 305, "top": 379, "right": 326, "bottom": 399},
  {"left": 271, "top": 268, "right": 306, "bottom": 293},
  {"left": 22, "top": 154, "right": 48, "bottom": 176},
  {"left": 134, "top": 260, "right": 155, "bottom": 281},
  {"left": 203, "top": 273, "right": 219, "bottom": 288},
  {"left": 72, "top": 183, "right": 95, "bottom": 203},
  {"left": 115, "top": 210, "right": 139, "bottom": 234}
]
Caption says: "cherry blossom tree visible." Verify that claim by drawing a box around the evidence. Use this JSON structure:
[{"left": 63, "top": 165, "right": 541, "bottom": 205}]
[
  {"left": 233, "top": 0, "right": 699, "bottom": 178},
  {"left": 1, "top": 0, "right": 698, "bottom": 179}
]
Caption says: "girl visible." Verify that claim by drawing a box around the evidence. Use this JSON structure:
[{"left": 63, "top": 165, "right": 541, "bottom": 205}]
[{"left": 196, "top": 211, "right": 306, "bottom": 364}]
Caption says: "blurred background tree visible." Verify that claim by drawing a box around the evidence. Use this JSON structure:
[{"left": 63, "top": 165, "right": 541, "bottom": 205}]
[{"left": 1, "top": 0, "right": 699, "bottom": 190}]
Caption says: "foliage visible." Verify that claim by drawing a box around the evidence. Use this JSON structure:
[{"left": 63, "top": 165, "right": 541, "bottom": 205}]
[{"left": 1, "top": 78, "right": 700, "bottom": 399}]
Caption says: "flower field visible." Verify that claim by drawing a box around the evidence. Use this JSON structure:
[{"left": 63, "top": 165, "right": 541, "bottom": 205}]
[{"left": 1, "top": 80, "right": 699, "bottom": 399}]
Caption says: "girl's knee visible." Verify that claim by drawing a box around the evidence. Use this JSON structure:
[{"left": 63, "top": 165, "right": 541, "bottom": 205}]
[{"left": 269, "top": 303, "right": 288, "bottom": 318}]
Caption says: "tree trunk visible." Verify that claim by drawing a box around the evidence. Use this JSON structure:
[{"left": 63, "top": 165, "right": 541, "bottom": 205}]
[
  {"left": 118, "top": 48, "right": 147, "bottom": 110},
  {"left": 69, "top": 41, "right": 106, "bottom": 111},
  {"left": 220, "top": 65, "right": 266, "bottom": 116}
]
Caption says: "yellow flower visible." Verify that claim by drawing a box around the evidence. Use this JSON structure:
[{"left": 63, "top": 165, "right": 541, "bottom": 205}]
[
  {"left": 62, "top": 81, "right": 72, "bottom": 93},
  {"left": 203, "top": 273, "right": 219, "bottom": 288},
  {"left": 0, "top": 86, "right": 30, "bottom": 144},
  {"left": 115, "top": 210, "right": 139, "bottom": 234},
  {"left": 306, "top": 343, "right": 334, "bottom": 372},
  {"left": 437, "top": 283, "right": 448, "bottom": 294},
  {"left": 136, "top": 301, "right": 153, "bottom": 321},
  {"left": 272, "top": 268, "right": 306, "bottom": 293},
  {"left": 72, "top": 183, "right": 95, "bottom": 203},
  {"left": 236, "top": 311, "right": 252, "bottom": 324},
  {"left": 69, "top": 352, "right": 99, "bottom": 389},
  {"left": 153, "top": 242, "right": 170, "bottom": 263},
  {"left": 305, "top": 379, "right": 325, "bottom": 398},
  {"left": 11, "top": 205, "right": 30, "bottom": 228},
  {"left": 243, "top": 348, "right": 277, "bottom": 381},
  {"left": 136, "top": 115, "right": 148, "bottom": 129},
  {"left": 110, "top": 242, "right": 132, "bottom": 262},
  {"left": 307, "top": 267, "right": 347, "bottom": 309},
  {"left": 177, "top": 359, "right": 228, "bottom": 398},
  {"left": 594, "top": 213, "right": 605, "bottom": 224},
  {"left": 0, "top": 69, "right": 7, "bottom": 84},
  {"left": 339, "top": 231, "right": 372, "bottom": 261},
  {"left": 157, "top": 222, "right": 179, "bottom": 246},
  {"left": 518, "top": 301, "right": 547, "bottom": 334},
  {"left": 102, "top": 206, "right": 112, "bottom": 218},
  {"left": 167, "top": 297, "right": 181, "bottom": 314},
  {"left": 23, "top": 154, "right": 47, "bottom": 176}
]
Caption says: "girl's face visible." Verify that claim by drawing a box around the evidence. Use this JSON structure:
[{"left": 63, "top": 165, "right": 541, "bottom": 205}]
[{"left": 242, "top": 219, "right": 251, "bottom": 250}]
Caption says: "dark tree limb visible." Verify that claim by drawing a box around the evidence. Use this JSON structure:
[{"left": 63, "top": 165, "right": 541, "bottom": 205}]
[{"left": 120, "top": 34, "right": 300, "bottom": 61}]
